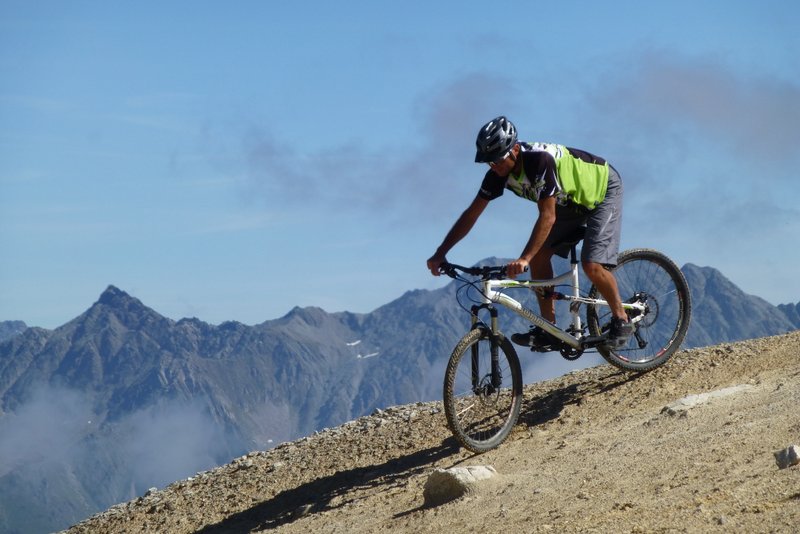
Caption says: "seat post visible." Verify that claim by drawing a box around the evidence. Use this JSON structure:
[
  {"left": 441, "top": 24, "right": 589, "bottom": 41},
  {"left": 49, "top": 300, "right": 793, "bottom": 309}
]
[{"left": 569, "top": 244, "right": 583, "bottom": 334}]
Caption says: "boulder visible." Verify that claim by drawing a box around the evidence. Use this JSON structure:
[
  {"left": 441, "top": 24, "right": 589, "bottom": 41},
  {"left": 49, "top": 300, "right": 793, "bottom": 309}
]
[
  {"left": 423, "top": 466, "right": 498, "bottom": 506},
  {"left": 774, "top": 445, "right": 800, "bottom": 469}
]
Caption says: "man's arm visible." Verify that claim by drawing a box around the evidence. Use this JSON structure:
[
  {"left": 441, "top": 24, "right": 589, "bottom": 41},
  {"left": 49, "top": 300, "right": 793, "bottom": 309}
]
[
  {"left": 506, "top": 195, "right": 557, "bottom": 278},
  {"left": 427, "top": 195, "right": 489, "bottom": 275}
]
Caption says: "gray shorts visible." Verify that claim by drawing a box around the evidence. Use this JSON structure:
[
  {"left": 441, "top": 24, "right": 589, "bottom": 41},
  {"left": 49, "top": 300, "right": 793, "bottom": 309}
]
[{"left": 546, "top": 165, "right": 623, "bottom": 267}]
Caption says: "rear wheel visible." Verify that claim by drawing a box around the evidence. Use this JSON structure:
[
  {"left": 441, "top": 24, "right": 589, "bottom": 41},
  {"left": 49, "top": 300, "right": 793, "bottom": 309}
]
[
  {"left": 443, "top": 327, "right": 522, "bottom": 453},
  {"left": 587, "top": 248, "right": 691, "bottom": 372}
]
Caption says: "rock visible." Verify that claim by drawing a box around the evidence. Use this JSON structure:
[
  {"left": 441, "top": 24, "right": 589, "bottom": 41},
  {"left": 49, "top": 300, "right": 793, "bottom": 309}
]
[
  {"left": 662, "top": 385, "right": 756, "bottom": 415},
  {"left": 423, "top": 466, "right": 498, "bottom": 506},
  {"left": 774, "top": 445, "right": 800, "bottom": 469}
]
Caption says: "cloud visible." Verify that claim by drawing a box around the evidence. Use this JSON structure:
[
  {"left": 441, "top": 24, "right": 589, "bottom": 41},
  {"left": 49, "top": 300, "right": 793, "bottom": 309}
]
[
  {"left": 628, "top": 175, "right": 799, "bottom": 254},
  {"left": 116, "top": 399, "right": 235, "bottom": 490},
  {"left": 237, "top": 73, "right": 521, "bottom": 225},
  {"left": 413, "top": 72, "right": 519, "bottom": 157},
  {"left": 0, "top": 384, "right": 94, "bottom": 477},
  {"left": 554, "top": 51, "right": 800, "bottom": 269},
  {"left": 586, "top": 51, "right": 800, "bottom": 176},
  {"left": 230, "top": 53, "right": 799, "bottom": 245},
  {"left": 0, "top": 383, "right": 241, "bottom": 517}
]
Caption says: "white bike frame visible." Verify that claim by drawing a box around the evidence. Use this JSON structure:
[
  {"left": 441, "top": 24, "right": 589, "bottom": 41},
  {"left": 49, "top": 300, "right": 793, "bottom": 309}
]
[{"left": 478, "top": 262, "right": 647, "bottom": 349}]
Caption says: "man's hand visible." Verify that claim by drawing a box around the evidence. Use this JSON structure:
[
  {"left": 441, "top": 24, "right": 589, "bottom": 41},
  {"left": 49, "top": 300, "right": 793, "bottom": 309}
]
[
  {"left": 506, "top": 258, "right": 530, "bottom": 279},
  {"left": 427, "top": 254, "right": 446, "bottom": 276}
]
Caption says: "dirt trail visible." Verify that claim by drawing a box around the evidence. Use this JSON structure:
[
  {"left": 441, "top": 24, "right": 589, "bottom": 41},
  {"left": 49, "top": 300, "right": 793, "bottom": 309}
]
[{"left": 66, "top": 332, "right": 800, "bottom": 533}]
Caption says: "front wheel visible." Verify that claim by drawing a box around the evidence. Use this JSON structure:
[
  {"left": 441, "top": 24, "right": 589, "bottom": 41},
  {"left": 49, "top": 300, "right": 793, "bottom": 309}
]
[
  {"left": 443, "top": 327, "right": 523, "bottom": 453},
  {"left": 587, "top": 248, "right": 692, "bottom": 372}
]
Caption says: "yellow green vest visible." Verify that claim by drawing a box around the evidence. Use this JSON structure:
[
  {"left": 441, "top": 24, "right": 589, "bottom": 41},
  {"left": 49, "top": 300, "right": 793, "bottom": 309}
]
[{"left": 528, "top": 142, "right": 609, "bottom": 209}]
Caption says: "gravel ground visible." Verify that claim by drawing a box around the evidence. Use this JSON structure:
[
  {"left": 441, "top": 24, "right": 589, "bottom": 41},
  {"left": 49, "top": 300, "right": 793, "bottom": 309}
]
[{"left": 65, "top": 331, "right": 800, "bottom": 533}]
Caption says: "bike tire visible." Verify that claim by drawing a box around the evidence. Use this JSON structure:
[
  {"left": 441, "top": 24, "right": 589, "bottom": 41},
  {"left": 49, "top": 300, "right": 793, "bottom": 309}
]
[
  {"left": 443, "top": 326, "right": 523, "bottom": 453},
  {"left": 587, "top": 248, "right": 692, "bottom": 372}
]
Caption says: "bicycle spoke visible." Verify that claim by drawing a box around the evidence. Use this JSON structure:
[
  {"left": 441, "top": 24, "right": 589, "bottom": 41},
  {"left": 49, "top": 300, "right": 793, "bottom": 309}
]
[{"left": 455, "top": 403, "right": 476, "bottom": 419}]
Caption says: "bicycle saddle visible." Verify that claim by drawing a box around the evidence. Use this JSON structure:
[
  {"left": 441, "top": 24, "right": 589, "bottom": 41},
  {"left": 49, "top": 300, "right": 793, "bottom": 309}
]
[{"left": 551, "top": 225, "right": 587, "bottom": 249}]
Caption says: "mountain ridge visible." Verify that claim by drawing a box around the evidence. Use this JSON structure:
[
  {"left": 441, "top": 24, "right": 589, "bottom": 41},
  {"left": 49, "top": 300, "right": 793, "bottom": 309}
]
[{"left": 0, "top": 262, "right": 798, "bottom": 533}]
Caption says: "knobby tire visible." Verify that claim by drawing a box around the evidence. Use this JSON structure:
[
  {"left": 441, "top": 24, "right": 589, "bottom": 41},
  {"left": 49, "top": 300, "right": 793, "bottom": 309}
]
[{"left": 443, "top": 327, "right": 523, "bottom": 453}]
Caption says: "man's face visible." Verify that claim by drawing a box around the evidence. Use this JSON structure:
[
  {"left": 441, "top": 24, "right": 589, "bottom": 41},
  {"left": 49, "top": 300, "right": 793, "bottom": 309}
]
[{"left": 488, "top": 144, "right": 519, "bottom": 176}]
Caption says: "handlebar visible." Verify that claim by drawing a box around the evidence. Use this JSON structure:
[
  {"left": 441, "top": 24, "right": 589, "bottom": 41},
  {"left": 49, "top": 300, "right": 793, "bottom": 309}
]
[{"left": 438, "top": 261, "right": 511, "bottom": 280}]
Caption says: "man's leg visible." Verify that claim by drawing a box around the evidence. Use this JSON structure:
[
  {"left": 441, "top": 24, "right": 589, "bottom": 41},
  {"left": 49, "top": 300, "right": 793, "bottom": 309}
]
[
  {"left": 530, "top": 249, "right": 556, "bottom": 323},
  {"left": 511, "top": 248, "right": 558, "bottom": 349},
  {"left": 580, "top": 166, "right": 631, "bottom": 347},
  {"left": 582, "top": 261, "right": 626, "bottom": 320},
  {"left": 583, "top": 261, "right": 633, "bottom": 348}
]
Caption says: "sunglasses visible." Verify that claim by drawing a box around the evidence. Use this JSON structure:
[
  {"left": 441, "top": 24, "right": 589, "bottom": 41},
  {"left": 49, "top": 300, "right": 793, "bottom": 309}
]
[{"left": 488, "top": 149, "right": 513, "bottom": 167}]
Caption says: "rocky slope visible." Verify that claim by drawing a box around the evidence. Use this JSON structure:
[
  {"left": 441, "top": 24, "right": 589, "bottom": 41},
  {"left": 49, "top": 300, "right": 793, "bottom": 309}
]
[{"left": 64, "top": 331, "right": 800, "bottom": 533}]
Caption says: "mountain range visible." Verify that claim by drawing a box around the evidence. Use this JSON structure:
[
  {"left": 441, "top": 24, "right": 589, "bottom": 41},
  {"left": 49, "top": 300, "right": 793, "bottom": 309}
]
[{"left": 0, "top": 260, "right": 797, "bottom": 533}]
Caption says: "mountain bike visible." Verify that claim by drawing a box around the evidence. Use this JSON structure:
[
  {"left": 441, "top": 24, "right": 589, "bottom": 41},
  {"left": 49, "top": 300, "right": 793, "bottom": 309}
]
[{"left": 438, "top": 234, "right": 691, "bottom": 453}]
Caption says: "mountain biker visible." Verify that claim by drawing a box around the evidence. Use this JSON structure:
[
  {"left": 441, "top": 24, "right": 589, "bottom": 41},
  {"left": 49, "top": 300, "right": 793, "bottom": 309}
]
[{"left": 426, "top": 116, "right": 633, "bottom": 350}]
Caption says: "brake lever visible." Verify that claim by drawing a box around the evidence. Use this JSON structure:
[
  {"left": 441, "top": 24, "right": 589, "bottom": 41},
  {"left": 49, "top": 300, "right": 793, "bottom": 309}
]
[{"left": 438, "top": 263, "right": 457, "bottom": 278}]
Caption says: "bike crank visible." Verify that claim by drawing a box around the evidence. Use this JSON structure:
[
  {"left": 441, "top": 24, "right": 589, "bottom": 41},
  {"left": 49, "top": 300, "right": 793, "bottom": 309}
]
[{"left": 559, "top": 344, "right": 583, "bottom": 360}]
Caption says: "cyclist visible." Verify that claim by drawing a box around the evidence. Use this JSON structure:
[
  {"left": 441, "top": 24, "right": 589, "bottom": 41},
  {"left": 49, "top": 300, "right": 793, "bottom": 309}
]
[{"left": 427, "top": 116, "right": 633, "bottom": 350}]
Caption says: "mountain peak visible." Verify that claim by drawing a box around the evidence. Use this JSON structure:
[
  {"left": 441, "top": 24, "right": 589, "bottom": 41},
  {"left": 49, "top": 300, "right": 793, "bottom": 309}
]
[
  {"left": 98, "top": 285, "right": 129, "bottom": 305},
  {"left": 86, "top": 285, "right": 166, "bottom": 328}
]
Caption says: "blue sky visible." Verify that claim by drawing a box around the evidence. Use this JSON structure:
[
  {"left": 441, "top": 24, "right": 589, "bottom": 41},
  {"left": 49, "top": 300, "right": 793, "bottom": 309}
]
[{"left": 1, "top": 1, "right": 798, "bottom": 329}]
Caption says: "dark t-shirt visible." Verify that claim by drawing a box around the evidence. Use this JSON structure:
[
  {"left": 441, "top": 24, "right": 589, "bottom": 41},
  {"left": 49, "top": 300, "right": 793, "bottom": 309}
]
[{"left": 478, "top": 142, "right": 607, "bottom": 209}]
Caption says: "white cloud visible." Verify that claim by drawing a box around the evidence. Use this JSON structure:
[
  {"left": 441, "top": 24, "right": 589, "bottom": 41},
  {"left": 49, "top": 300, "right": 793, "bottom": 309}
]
[{"left": 0, "top": 384, "right": 94, "bottom": 477}]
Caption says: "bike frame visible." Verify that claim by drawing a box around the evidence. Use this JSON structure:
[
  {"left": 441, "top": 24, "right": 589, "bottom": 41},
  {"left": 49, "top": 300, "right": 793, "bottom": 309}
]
[{"left": 475, "top": 262, "right": 647, "bottom": 350}]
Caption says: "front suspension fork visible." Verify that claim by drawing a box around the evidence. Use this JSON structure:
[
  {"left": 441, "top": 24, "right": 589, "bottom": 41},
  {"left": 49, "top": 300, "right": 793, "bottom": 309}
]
[{"left": 470, "top": 304, "right": 502, "bottom": 391}]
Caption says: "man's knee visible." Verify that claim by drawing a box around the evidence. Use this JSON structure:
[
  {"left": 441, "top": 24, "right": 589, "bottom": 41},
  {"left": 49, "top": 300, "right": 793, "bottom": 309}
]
[{"left": 582, "top": 261, "right": 608, "bottom": 281}]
